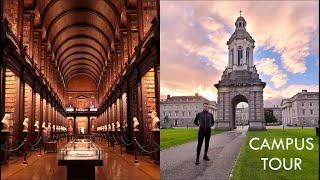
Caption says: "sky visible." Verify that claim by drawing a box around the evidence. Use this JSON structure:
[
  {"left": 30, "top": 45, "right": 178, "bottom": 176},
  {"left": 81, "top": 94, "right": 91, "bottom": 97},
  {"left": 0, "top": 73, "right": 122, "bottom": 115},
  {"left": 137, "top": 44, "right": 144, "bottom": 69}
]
[{"left": 160, "top": 1, "right": 319, "bottom": 107}]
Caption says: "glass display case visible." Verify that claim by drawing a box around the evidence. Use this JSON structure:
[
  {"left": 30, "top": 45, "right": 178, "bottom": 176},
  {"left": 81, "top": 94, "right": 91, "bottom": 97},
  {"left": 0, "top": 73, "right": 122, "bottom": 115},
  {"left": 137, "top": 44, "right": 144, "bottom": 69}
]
[
  {"left": 58, "top": 139, "right": 103, "bottom": 180},
  {"left": 58, "top": 139, "right": 103, "bottom": 161}
]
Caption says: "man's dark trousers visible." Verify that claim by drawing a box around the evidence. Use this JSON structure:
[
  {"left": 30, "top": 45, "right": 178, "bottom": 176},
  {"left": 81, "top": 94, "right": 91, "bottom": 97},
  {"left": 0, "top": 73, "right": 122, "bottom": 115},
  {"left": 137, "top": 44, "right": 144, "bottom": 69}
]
[{"left": 197, "top": 129, "right": 211, "bottom": 158}]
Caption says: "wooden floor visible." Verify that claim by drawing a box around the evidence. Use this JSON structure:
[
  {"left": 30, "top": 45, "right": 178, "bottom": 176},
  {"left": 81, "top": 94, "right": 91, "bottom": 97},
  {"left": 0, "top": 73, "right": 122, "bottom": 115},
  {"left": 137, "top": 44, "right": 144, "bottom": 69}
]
[{"left": 1, "top": 140, "right": 160, "bottom": 180}]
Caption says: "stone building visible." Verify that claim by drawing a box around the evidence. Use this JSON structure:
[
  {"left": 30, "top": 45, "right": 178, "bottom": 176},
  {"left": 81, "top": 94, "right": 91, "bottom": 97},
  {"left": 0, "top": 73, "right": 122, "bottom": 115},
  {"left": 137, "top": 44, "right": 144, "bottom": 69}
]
[
  {"left": 214, "top": 14, "right": 266, "bottom": 131},
  {"left": 160, "top": 94, "right": 217, "bottom": 127},
  {"left": 235, "top": 106, "right": 249, "bottom": 125},
  {"left": 264, "top": 105, "right": 282, "bottom": 124},
  {"left": 281, "top": 90, "right": 319, "bottom": 127}
]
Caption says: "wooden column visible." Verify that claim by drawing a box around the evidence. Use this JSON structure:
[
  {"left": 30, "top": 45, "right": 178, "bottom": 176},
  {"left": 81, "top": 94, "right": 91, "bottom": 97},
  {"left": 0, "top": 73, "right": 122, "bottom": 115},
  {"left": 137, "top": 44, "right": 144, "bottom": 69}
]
[
  {"left": 39, "top": 96, "right": 43, "bottom": 137},
  {"left": 0, "top": 58, "right": 5, "bottom": 126},
  {"left": 30, "top": 89, "right": 36, "bottom": 141},
  {"left": 88, "top": 116, "right": 90, "bottom": 134},
  {"left": 18, "top": 71, "right": 25, "bottom": 144}
]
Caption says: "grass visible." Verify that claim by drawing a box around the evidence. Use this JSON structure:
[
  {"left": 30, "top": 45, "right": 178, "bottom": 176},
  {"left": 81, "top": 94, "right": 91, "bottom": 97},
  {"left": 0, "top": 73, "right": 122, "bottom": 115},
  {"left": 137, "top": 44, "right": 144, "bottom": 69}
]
[
  {"left": 160, "top": 128, "right": 224, "bottom": 150},
  {"left": 231, "top": 129, "right": 319, "bottom": 180}
]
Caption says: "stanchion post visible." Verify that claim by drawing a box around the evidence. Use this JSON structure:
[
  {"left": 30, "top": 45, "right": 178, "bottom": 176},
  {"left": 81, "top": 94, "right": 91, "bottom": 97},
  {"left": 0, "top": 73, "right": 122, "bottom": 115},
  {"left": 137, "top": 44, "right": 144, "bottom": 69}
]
[
  {"left": 134, "top": 131, "right": 138, "bottom": 163},
  {"left": 120, "top": 131, "right": 122, "bottom": 155},
  {"left": 23, "top": 138, "right": 27, "bottom": 164}
]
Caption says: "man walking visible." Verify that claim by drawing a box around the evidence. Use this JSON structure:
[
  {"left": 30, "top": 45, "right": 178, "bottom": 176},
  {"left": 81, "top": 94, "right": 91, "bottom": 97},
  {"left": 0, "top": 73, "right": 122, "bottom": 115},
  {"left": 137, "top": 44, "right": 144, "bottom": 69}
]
[{"left": 194, "top": 102, "right": 214, "bottom": 165}]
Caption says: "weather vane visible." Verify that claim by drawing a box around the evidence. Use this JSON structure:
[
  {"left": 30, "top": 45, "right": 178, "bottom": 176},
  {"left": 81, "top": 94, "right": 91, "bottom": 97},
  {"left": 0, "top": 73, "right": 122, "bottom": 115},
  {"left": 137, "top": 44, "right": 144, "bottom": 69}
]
[{"left": 239, "top": 9, "right": 243, "bottom": 17}]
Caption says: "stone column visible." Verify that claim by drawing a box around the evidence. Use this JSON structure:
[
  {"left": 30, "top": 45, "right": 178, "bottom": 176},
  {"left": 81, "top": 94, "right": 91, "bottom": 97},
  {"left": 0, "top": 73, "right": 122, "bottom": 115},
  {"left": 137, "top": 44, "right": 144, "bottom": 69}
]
[{"left": 234, "top": 48, "right": 237, "bottom": 66}]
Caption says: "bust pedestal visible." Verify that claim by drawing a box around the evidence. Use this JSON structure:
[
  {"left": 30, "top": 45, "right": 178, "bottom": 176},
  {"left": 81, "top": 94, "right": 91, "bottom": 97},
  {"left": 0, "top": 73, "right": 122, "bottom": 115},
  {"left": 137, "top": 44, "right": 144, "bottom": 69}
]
[
  {"left": 151, "top": 130, "right": 160, "bottom": 164},
  {"left": 1, "top": 130, "right": 10, "bottom": 164},
  {"left": 22, "top": 130, "right": 29, "bottom": 150}
]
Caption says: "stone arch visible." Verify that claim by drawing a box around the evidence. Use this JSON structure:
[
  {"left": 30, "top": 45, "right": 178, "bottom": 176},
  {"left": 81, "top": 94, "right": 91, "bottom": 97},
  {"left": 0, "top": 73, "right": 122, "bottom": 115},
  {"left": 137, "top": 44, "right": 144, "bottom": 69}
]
[{"left": 231, "top": 94, "right": 248, "bottom": 129}]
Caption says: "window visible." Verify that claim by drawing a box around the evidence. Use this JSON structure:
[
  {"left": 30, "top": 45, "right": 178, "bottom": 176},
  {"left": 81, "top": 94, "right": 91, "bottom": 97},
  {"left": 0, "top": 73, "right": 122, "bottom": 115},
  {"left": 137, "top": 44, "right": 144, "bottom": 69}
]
[
  {"left": 302, "top": 109, "right": 305, "bottom": 115},
  {"left": 310, "top": 102, "right": 312, "bottom": 106},
  {"left": 302, "top": 103, "right": 304, "bottom": 106},
  {"left": 182, "top": 111, "right": 185, "bottom": 116},
  {"left": 238, "top": 46, "right": 243, "bottom": 65},
  {"left": 175, "top": 111, "right": 178, "bottom": 116},
  {"left": 189, "top": 111, "right": 191, "bottom": 116},
  {"left": 246, "top": 47, "right": 250, "bottom": 64},
  {"left": 310, "top": 110, "right": 313, "bottom": 115},
  {"left": 231, "top": 48, "right": 234, "bottom": 64}
]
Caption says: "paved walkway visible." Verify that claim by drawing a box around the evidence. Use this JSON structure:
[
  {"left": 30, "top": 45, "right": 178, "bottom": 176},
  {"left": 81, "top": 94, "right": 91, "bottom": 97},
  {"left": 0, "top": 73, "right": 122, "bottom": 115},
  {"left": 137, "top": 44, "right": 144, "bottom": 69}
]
[{"left": 160, "top": 127, "right": 247, "bottom": 180}]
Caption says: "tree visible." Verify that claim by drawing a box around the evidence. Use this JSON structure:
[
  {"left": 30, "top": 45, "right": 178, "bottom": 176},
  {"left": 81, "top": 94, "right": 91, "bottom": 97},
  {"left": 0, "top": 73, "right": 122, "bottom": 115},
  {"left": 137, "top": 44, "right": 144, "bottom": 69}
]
[{"left": 264, "top": 110, "right": 277, "bottom": 125}]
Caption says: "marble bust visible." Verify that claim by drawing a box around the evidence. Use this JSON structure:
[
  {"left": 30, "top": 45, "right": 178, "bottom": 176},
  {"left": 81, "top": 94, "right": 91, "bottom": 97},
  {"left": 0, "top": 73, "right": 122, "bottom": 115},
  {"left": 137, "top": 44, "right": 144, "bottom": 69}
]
[
  {"left": 23, "top": 118, "right": 29, "bottom": 132},
  {"left": 34, "top": 121, "right": 39, "bottom": 132},
  {"left": 116, "top": 121, "right": 120, "bottom": 131},
  {"left": 48, "top": 122, "right": 52, "bottom": 131},
  {"left": 108, "top": 124, "right": 111, "bottom": 131},
  {"left": 111, "top": 123, "right": 115, "bottom": 131},
  {"left": 1, "top": 114, "right": 11, "bottom": 132},
  {"left": 151, "top": 111, "right": 160, "bottom": 130},
  {"left": 133, "top": 117, "right": 139, "bottom": 131}
]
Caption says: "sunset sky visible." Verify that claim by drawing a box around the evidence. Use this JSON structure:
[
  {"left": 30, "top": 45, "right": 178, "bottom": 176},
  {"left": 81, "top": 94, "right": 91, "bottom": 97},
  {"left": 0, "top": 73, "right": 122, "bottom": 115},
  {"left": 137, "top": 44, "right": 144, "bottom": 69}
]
[{"left": 160, "top": 1, "right": 319, "bottom": 107}]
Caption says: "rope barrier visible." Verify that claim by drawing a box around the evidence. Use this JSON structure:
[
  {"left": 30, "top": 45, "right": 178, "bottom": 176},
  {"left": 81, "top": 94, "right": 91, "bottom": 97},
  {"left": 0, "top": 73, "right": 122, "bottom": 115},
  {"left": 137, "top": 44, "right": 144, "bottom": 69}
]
[
  {"left": 28, "top": 137, "right": 42, "bottom": 147},
  {"left": 134, "top": 139, "right": 160, "bottom": 154},
  {"left": 153, "top": 141, "right": 160, "bottom": 148},
  {"left": 1, "top": 139, "right": 26, "bottom": 152},
  {"left": 120, "top": 136, "right": 133, "bottom": 146}
]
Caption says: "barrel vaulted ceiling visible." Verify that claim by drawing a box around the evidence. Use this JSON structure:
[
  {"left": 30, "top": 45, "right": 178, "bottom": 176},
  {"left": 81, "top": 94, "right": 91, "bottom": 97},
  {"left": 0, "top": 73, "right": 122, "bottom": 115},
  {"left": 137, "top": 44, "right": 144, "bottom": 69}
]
[{"left": 37, "top": 0, "right": 126, "bottom": 86}]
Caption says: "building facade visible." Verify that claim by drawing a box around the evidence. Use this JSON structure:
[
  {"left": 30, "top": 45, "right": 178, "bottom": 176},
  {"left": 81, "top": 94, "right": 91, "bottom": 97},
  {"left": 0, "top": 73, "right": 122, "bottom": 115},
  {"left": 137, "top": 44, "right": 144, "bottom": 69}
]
[
  {"left": 281, "top": 90, "right": 319, "bottom": 127},
  {"left": 235, "top": 107, "right": 249, "bottom": 125},
  {"left": 160, "top": 94, "right": 217, "bottom": 127}
]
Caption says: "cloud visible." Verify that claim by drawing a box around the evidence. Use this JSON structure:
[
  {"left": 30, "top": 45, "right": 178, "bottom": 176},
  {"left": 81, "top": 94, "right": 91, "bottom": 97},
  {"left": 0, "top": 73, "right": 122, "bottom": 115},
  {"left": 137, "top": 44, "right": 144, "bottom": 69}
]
[{"left": 256, "top": 58, "right": 288, "bottom": 88}]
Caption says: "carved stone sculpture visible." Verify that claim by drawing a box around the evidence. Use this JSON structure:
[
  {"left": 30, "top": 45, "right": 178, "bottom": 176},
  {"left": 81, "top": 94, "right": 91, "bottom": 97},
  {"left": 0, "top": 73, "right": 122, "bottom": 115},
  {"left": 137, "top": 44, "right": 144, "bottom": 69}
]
[
  {"left": 23, "top": 118, "right": 29, "bottom": 132},
  {"left": 133, "top": 117, "right": 139, "bottom": 131},
  {"left": 116, "top": 121, "right": 120, "bottom": 131},
  {"left": 151, "top": 111, "right": 160, "bottom": 130},
  {"left": 1, "top": 114, "right": 10, "bottom": 131},
  {"left": 111, "top": 123, "right": 115, "bottom": 131},
  {"left": 34, "top": 121, "right": 39, "bottom": 132}
]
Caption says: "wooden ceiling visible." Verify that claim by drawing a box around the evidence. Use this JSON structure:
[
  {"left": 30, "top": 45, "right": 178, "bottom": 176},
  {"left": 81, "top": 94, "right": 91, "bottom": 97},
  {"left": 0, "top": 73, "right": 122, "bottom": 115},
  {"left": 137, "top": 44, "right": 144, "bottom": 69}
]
[{"left": 35, "top": 0, "right": 126, "bottom": 86}]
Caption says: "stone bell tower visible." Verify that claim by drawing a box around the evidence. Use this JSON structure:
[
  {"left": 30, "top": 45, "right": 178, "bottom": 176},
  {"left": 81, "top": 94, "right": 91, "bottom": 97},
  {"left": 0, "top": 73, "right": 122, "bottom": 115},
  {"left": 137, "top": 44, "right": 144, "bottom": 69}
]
[{"left": 214, "top": 14, "right": 266, "bottom": 131}]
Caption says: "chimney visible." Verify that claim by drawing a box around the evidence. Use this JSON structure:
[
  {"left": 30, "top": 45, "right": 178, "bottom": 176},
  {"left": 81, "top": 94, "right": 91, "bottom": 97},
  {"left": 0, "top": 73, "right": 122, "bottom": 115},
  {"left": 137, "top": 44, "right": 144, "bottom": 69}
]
[
  {"left": 167, "top": 95, "right": 171, "bottom": 99},
  {"left": 302, "top": 89, "right": 307, "bottom": 93},
  {"left": 195, "top": 93, "right": 199, "bottom": 96}
]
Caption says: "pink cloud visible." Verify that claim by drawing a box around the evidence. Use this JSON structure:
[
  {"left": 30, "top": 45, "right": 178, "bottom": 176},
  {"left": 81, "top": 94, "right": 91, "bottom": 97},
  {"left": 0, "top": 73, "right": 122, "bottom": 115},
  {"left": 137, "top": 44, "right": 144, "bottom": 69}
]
[{"left": 256, "top": 58, "right": 288, "bottom": 88}]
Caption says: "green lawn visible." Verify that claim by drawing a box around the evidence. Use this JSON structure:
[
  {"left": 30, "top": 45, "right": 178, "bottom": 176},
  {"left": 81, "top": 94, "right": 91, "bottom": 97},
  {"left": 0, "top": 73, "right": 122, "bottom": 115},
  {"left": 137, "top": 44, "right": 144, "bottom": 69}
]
[
  {"left": 160, "top": 128, "right": 223, "bottom": 150},
  {"left": 232, "top": 129, "right": 319, "bottom": 180}
]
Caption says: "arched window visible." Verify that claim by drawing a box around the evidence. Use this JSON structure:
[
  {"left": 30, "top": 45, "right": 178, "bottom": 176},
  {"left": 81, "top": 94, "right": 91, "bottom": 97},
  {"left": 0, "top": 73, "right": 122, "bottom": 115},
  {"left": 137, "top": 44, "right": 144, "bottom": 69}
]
[
  {"left": 238, "top": 46, "right": 242, "bottom": 65},
  {"left": 246, "top": 47, "right": 250, "bottom": 64}
]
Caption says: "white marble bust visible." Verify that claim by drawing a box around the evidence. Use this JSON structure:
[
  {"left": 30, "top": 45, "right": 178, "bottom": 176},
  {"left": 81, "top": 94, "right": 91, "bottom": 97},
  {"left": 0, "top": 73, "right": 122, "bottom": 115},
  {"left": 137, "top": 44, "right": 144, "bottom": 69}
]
[
  {"left": 23, "top": 118, "right": 29, "bottom": 132},
  {"left": 123, "top": 121, "right": 128, "bottom": 131},
  {"left": 34, "top": 121, "right": 39, "bottom": 132},
  {"left": 48, "top": 122, "right": 52, "bottom": 131},
  {"left": 1, "top": 114, "right": 10, "bottom": 132},
  {"left": 151, "top": 111, "right": 160, "bottom": 131},
  {"left": 111, "top": 123, "right": 115, "bottom": 131},
  {"left": 116, "top": 121, "right": 120, "bottom": 131},
  {"left": 133, "top": 117, "right": 139, "bottom": 131}
]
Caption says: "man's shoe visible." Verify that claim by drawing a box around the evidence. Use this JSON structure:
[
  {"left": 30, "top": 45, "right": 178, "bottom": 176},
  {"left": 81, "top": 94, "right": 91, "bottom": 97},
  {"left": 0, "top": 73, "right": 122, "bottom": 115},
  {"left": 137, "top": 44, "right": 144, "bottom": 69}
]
[
  {"left": 195, "top": 158, "right": 200, "bottom": 165},
  {"left": 203, "top": 156, "right": 210, "bottom": 161}
]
